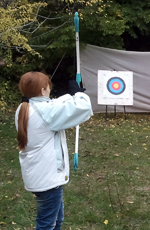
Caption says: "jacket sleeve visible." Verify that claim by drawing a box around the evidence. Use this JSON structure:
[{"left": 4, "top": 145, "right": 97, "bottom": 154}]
[{"left": 35, "top": 92, "right": 93, "bottom": 131}]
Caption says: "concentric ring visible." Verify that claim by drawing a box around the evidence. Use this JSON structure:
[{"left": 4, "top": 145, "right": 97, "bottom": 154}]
[{"left": 107, "top": 77, "right": 126, "bottom": 95}]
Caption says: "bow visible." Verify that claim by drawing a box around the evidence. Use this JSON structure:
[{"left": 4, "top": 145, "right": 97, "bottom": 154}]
[{"left": 74, "top": 12, "right": 82, "bottom": 171}]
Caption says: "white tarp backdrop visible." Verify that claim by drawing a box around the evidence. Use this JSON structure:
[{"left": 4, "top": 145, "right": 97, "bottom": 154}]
[{"left": 80, "top": 44, "right": 150, "bottom": 113}]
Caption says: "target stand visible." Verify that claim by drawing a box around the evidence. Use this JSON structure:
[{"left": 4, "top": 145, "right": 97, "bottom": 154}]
[
  {"left": 105, "top": 105, "right": 127, "bottom": 120},
  {"left": 97, "top": 70, "right": 133, "bottom": 119}
]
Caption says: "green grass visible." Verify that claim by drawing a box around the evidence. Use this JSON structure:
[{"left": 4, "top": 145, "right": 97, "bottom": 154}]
[{"left": 1, "top": 113, "right": 150, "bottom": 229}]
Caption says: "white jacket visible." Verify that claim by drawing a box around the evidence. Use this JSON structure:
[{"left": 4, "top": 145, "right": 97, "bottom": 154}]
[{"left": 15, "top": 93, "right": 93, "bottom": 192}]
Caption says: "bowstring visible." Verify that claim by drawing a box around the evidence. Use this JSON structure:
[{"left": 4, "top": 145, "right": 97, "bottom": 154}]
[{"left": 50, "top": 50, "right": 67, "bottom": 80}]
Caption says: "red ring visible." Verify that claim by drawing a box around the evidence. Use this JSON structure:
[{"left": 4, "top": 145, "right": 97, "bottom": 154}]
[{"left": 111, "top": 81, "right": 121, "bottom": 91}]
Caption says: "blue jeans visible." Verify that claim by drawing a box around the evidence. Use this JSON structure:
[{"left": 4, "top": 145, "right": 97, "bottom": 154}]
[{"left": 33, "top": 186, "right": 64, "bottom": 230}]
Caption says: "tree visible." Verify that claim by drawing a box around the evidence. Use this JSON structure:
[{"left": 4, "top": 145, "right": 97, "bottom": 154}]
[
  {"left": 79, "top": 0, "right": 128, "bottom": 49},
  {"left": 1, "top": 0, "right": 150, "bottom": 83},
  {"left": 0, "top": 1, "right": 48, "bottom": 57},
  {"left": 116, "top": 0, "right": 150, "bottom": 50},
  {"left": 0, "top": 0, "right": 76, "bottom": 80},
  {"left": 79, "top": 0, "right": 150, "bottom": 51}
]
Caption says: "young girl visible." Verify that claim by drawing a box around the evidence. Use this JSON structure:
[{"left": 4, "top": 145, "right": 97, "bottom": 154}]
[{"left": 15, "top": 71, "right": 93, "bottom": 230}]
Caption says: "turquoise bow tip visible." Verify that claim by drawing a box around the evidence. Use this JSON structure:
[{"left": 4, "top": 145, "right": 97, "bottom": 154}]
[
  {"left": 76, "top": 73, "right": 81, "bottom": 87},
  {"left": 74, "top": 12, "right": 79, "bottom": 32},
  {"left": 74, "top": 153, "right": 78, "bottom": 171}
]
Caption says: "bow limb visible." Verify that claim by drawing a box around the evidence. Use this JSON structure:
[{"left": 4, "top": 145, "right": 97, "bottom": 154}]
[{"left": 74, "top": 12, "right": 81, "bottom": 171}]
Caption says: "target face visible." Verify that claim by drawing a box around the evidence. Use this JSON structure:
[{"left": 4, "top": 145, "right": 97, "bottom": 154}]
[
  {"left": 97, "top": 70, "right": 133, "bottom": 105},
  {"left": 107, "top": 77, "right": 126, "bottom": 95}
]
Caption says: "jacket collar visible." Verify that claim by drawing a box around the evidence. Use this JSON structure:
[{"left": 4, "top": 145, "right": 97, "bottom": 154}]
[{"left": 30, "top": 96, "right": 51, "bottom": 103}]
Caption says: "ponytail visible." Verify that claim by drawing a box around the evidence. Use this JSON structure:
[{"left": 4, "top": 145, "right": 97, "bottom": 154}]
[{"left": 17, "top": 102, "right": 29, "bottom": 150}]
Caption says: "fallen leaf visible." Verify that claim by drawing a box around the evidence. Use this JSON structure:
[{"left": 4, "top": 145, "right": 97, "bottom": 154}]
[
  {"left": 12, "top": 222, "right": 16, "bottom": 225},
  {"left": 104, "top": 220, "right": 108, "bottom": 225},
  {"left": 15, "top": 194, "right": 20, "bottom": 197},
  {"left": 0, "top": 222, "right": 7, "bottom": 225}
]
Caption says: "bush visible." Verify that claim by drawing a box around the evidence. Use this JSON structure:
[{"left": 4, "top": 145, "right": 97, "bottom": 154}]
[{"left": 0, "top": 79, "right": 21, "bottom": 120}]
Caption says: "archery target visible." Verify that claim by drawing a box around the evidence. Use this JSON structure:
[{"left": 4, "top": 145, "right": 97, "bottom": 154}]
[
  {"left": 107, "top": 77, "right": 126, "bottom": 95},
  {"left": 98, "top": 70, "right": 133, "bottom": 105}
]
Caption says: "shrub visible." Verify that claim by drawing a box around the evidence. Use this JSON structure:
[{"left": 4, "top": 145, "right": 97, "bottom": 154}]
[{"left": 0, "top": 79, "right": 21, "bottom": 120}]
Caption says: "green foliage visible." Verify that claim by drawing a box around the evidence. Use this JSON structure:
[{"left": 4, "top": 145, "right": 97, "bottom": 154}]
[
  {"left": 121, "top": 1, "right": 150, "bottom": 38},
  {"left": 0, "top": 78, "right": 21, "bottom": 120},
  {"left": 1, "top": 0, "right": 150, "bottom": 81},
  {"left": 0, "top": 1, "right": 47, "bottom": 56},
  {"left": 76, "top": 0, "right": 127, "bottom": 49},
  {"left": 81, "top": 1, "right": 127, "bottom": 35},
  {"left": 78, "top": 0, "right": 150, "bottom": 49},
  {"left": 48, "top": 25, "right": 75, "bottom": 49}
]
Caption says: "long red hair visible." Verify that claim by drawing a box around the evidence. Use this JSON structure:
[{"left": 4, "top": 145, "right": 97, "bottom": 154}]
[{"left": 17, "top": 72, "right": 52, "bottom": 150}]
